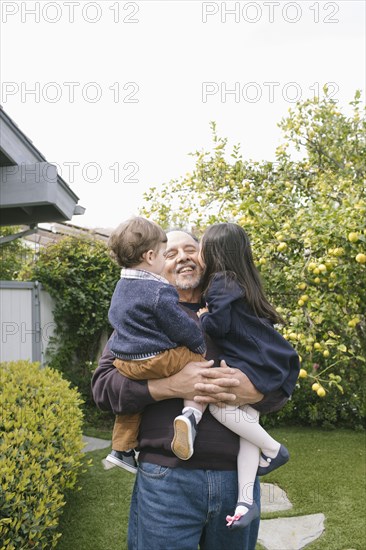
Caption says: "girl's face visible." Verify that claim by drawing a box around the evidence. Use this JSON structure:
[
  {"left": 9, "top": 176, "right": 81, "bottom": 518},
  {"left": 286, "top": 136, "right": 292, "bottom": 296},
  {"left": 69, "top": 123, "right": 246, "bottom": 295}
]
[{"left": 197, "top": 243, "right": 206, "bottom": 270}]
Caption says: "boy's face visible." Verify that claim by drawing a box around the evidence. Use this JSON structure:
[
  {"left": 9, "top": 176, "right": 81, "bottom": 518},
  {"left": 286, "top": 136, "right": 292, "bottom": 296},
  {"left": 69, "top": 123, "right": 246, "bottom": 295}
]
[{"left": 150, "top": 242, "right": 167, "bottom": 275}]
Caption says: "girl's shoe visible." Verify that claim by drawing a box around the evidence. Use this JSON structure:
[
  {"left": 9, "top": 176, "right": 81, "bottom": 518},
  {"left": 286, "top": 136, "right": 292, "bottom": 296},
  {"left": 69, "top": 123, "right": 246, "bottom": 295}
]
[
  {"left": 257, "top": 444, "right": 289, "bottom": 476},
  {"left": 226, "top": 501, "right": 259, "bottom": 529}
]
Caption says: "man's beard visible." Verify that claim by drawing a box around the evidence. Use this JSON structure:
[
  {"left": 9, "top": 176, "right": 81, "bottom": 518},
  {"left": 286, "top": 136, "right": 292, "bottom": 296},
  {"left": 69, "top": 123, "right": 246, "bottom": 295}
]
[
  {"left": 175, "top": 276, "right": 202, "bottom": 290},
  {"left": 174, "top": 268, "right": 203, "bottom": 290}
]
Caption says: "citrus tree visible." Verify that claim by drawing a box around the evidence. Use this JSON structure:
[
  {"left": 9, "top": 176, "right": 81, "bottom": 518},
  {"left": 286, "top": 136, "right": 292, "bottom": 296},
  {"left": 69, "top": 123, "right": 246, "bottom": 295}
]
[{"left": 141, "top": 90, "right": 366, "bottom": 428}]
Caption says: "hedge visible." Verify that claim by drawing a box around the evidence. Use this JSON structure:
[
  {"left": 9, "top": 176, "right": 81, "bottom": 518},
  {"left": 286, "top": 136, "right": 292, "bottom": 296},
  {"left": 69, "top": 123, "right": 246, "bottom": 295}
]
[{"left": 0, "top": 361, "right": 85, "bottom": 549}]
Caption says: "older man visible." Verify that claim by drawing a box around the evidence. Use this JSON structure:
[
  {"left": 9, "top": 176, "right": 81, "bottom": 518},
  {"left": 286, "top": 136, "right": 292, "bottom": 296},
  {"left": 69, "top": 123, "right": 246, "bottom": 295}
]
[{"left": 92, "top": 230, "right": 263, "bottom": 550}]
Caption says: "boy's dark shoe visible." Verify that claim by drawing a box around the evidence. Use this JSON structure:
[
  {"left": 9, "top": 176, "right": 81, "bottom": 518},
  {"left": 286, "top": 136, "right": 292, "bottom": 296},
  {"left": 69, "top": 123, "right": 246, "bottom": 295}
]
[{"left": 106, "top": 449, "right": 138, "bottom": 474}]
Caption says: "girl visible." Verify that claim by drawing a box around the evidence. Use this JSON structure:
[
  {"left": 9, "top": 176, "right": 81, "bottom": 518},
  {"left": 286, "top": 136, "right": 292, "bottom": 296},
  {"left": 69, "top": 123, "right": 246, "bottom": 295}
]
[{"left": 197, "top": 222, "right": 300, "bottom": 529}]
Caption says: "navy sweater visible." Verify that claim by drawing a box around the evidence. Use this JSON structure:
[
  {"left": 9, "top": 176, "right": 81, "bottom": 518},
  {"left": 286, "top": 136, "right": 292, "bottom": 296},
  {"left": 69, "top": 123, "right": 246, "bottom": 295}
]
[
  {"left": 109, "top": 277, "right": 206, "bottom": 359},
  {"left": 200, "top": 272, "right": 300, "bottom": 397}
]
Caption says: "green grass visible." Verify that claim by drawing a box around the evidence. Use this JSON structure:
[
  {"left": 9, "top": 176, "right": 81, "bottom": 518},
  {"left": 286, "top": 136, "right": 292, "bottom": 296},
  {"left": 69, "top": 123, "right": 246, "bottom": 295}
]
[
  {"left": 82, "top": 423, "right": 113, "bottom": 440},
  {"left": 58, "top": 428, "right": 365, "bottom": 550},
  {"left": 258, "top": 427, "right": 366, "bottom": 550},
  {"left": 58, "top": 446, "right": 134, "bottom": 550}
]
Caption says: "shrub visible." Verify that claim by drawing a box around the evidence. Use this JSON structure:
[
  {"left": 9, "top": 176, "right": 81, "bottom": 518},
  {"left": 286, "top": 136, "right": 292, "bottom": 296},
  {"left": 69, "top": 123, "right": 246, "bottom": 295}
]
[
  {"left": 20, "top": 236, "right": 120, "bottom": 406},
  {"left": 0, "top": 361, "right": 85, "bottom": 549}
]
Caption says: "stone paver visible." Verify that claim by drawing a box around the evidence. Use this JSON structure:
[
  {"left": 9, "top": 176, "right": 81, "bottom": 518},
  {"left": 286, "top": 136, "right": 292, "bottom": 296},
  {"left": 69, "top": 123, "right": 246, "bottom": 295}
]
[
  {"left": 258, "top": 513, "right": 325, "bottom": 550},
  {"left": 261, "top": 482, "right": 292, "bottom": 513},
  {"left": 259, "top": 483, "right": 325, "bottom": 550},
  {"left": 82, "top": 435, "right": 110, "bottom": 453}
]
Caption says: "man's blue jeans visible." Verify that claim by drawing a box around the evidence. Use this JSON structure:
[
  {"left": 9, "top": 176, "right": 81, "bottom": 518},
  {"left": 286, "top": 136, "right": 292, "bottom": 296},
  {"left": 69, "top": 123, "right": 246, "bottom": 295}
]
[{"left": 128, "top": 462, "right": 260, "bottom": 550}]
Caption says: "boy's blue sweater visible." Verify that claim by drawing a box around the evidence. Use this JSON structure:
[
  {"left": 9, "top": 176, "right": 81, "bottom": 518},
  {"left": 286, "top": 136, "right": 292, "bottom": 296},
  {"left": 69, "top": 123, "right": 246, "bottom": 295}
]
[
  {"left": 109, "top": 277, "right": 206, "bottom": 359},
  {"left": 200, "top": 272, "right": 300, "bottom": 397}
]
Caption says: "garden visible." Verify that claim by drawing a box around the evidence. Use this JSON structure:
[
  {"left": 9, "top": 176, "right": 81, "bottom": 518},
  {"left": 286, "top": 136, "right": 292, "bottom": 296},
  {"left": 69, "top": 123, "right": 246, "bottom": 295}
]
[{"left": 0, "top": 91, "right": 365, "bottom": 549}]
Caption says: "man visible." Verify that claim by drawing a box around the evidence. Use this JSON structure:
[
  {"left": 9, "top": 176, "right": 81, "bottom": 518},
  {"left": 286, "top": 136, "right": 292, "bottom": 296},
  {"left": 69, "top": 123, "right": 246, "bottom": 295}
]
[{"left": 92, "top": 230, "right": 264, "bottom": 550}]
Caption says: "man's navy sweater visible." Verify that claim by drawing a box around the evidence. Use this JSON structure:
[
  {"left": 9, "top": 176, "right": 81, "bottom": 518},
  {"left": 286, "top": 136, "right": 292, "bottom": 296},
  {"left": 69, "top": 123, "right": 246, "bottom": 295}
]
[{"left": 109, "top": 277, "right": 206, "bottom": 359}]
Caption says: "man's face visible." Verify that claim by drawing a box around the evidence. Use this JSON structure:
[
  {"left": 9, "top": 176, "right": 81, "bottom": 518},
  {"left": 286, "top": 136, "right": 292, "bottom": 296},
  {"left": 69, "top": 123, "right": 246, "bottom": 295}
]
[{"left": 162, "top": 231, "right": 203, "bottom": 290}]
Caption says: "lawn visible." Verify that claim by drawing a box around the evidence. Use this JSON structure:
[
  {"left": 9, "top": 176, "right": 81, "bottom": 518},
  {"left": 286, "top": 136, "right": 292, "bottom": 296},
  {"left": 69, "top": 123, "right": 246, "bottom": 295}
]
[
  {"left": 57, "top": 444, "right": 135, "bottom": 549},
  {"left": 256, "top": 427, "right": 366, "bottom": 550},
  {"left": 57, "top": 427, "right": 365, "bottom": 550}
]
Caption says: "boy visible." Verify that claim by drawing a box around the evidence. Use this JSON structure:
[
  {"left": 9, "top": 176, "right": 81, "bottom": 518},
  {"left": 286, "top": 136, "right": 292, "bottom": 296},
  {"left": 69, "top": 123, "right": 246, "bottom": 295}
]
[{"left": 105, "top": 217, "right": 206, "bottom": 472}]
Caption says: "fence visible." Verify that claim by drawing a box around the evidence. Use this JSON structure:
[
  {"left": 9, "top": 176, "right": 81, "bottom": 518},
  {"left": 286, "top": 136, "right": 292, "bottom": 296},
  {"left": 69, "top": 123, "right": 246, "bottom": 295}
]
[{"left": 0, "top": 280, "right": 55, "bottom": 365}]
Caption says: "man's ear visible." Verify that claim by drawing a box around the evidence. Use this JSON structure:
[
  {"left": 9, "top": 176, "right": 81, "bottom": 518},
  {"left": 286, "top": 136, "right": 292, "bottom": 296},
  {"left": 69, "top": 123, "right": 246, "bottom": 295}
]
[{"left": 142, "top": 249, "right": 155, "bottom": 265}]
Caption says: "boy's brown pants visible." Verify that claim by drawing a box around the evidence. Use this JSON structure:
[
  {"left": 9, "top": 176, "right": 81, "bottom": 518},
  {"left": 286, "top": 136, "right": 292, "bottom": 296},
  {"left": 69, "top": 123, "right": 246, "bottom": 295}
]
[{"left": 112, "top": 347, "right": 204, "bottom": 450}]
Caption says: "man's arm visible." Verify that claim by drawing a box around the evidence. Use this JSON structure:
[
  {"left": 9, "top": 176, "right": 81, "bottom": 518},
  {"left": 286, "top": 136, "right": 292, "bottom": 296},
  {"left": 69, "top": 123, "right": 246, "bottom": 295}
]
[
  {"left": 148, "top": 359, "right": 214, "bottom": 401},
  {"left": 91, "top": 341, "right": 155, "bottom": 415},
  {"left": 193, "top": 360, "right": 264, "bottom": 406},
  {"left": 91, "top": 339, "right": 215, "bottom": 412}
]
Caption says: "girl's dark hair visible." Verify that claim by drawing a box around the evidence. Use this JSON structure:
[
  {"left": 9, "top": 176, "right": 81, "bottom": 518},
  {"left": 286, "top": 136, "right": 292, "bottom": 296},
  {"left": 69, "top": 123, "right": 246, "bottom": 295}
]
[
  {"left": 108, "top": 216, "right": 167, "bottom": 268},
  {"left": 200, "top": 223, "right": 283, "bottom": 324}
]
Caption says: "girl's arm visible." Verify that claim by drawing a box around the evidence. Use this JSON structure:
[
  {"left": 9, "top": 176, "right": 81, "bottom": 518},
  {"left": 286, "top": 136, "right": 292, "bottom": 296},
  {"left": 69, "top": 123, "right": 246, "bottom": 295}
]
[
  {"left": 197, "top": 307, "right": 209, "bottom": 317},
  {"left": 200, "top": 273, "right": 243, "bottom": 338}
]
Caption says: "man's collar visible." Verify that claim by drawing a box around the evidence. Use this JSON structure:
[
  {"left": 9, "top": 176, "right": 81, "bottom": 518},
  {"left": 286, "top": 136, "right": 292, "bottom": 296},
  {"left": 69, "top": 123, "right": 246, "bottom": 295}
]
[{"left": 120, "top": 268, "right": 169, "bottom": 284}]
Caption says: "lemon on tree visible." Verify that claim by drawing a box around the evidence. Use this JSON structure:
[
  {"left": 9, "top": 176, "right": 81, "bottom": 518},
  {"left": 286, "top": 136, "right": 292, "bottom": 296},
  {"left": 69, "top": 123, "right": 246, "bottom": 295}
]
[{"left": 141, "top": 92, "right": 366, "bottom": 426}]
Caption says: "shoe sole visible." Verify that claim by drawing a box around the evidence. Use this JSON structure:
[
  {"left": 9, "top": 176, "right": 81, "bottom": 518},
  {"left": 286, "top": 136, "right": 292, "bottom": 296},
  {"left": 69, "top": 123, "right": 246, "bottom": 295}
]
[
  {"left": 105, "top": 454, "right": 138, "bottom": 474},
  {"left": 171, "top": 416, "right": 194, "bottom": 460}
]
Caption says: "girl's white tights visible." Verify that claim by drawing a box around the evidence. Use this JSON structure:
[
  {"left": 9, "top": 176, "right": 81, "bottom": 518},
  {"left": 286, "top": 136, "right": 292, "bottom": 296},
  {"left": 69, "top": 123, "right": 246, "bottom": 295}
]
[{"left": 209, "top": 403, "right": 281, "bottom": 516}]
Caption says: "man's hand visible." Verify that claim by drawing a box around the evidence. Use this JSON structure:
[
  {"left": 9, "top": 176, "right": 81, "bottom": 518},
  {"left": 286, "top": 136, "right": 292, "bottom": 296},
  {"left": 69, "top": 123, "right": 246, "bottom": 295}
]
[
  {"left": 193, "top": 360, "right": 264, "bottom": 406},
  {"left": 148, "top": 359, "right": 214, "bottom": 401},
  {"left": 197, "top": 307, "right": 209, "bottom": 318}
]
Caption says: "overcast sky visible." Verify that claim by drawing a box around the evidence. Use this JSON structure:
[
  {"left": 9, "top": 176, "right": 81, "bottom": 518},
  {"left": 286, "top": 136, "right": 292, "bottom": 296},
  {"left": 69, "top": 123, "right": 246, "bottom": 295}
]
[{"left": 1, "top": 0, "right": 365, "bottom": 229}]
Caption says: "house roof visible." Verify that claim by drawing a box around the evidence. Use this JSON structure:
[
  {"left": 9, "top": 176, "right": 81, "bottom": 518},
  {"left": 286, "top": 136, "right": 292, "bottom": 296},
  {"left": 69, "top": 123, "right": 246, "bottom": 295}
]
[
  {"left": 0, "top": 106, "right": 85, "bottom": 226},
  {"left": 21, "top": 222, "right": 111, "bottom": 247}
]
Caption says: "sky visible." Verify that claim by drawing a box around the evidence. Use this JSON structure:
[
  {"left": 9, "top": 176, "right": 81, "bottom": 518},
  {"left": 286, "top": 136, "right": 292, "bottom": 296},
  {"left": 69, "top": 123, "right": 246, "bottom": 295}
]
[{"left": 1, "top": 0, "right": 365, "bottom": 230}]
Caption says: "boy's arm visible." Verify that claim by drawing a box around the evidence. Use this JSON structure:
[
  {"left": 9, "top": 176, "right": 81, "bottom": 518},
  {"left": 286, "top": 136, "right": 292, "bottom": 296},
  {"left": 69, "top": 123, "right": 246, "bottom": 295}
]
[{"left": 155, "top": 285, "right": 206, "bottom": 354}]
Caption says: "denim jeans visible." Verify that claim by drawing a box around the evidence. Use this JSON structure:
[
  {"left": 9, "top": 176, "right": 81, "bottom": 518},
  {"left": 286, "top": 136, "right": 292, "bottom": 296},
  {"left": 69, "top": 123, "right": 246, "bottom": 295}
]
[{"left": 127, "top": 462, "right": 260, "bottom": 550}]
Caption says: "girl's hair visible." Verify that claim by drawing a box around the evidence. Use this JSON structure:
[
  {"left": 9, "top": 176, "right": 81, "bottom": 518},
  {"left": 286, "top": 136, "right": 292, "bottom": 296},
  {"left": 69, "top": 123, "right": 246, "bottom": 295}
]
[
  {"left": 108, "top": 216, "right": 167, "bottom": 268},
  {"left": 200, "top": 223, "right": 283, "bottom": 324}
]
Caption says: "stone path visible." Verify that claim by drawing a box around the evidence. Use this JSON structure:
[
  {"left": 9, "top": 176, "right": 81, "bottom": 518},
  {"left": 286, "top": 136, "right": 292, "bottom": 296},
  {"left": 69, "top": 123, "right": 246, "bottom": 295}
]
[
  {"left": 254, "top": 482, "right": 325, "bottom": 549},
  {"left": 82, "top": 435, "right": 111, "bottom": 452},
  {"left": 258, "top": 513, "right": 325, "bottom": 550},
  {"left": 83, "top": 436, "right": 326, "bottom": 549},
  {"left": 261, "top": 482, "right": 292, "bottom": 513}
]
